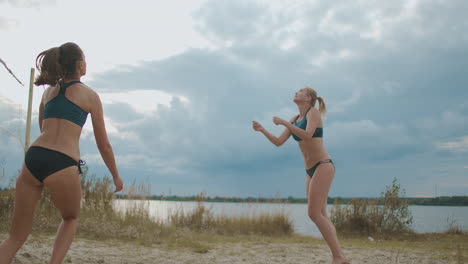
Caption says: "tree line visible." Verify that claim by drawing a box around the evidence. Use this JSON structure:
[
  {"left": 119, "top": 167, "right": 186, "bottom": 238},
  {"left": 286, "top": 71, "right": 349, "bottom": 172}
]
[{"left": 115, "top": 194, "right": 468, "bottom": 206}]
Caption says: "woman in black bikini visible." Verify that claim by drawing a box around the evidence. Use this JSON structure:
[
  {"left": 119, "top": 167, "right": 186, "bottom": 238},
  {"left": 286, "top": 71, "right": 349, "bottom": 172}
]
[
  {"left": 252, "top": 87, "right": 349, "bottom": 264},
  {"left": 0, "top": 42, "right": 123, "bottom": 264}
]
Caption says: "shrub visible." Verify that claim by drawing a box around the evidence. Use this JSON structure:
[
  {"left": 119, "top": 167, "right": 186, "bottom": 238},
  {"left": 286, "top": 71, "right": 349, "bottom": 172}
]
[{"left": 330, "top": 178, "right": 413, "bottom": 238}]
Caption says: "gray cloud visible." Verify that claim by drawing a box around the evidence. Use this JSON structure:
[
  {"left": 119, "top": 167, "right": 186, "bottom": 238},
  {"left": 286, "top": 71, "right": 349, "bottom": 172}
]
[
  {"left": 81, "top": 0, "right": 468, "bottom": 197},
  {"left": 103, "top": 102, "right": 144, "bottom": 123},
  {"left": 2, "top": 0, "right": 467, "bottom": 196},
  {"left": 0, "top": 97, "right": 27, "bottom": 184},
  {"left": 435, "top": 136, "right": 468, "bottom": 153},
  {"left": 0, "top": 97, "right": 25, "bottom": 146}
]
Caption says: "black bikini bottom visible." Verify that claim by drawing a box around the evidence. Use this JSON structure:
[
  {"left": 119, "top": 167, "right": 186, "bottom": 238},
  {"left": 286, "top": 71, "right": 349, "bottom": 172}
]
[
  {"left": 306, "top": 159, "right": 334, "bottom": 178},
  {"left": 25, "top": 146, "right": 85, "bottom": 183}
]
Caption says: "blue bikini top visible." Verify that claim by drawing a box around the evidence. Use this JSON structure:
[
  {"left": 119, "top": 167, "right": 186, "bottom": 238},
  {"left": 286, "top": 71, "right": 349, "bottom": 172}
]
[
  {"left": 291, "top": 108, "right": 323, "bottom": 141},
  {"left": 43, "top": 80, "right": 88, "bottom": 127}
]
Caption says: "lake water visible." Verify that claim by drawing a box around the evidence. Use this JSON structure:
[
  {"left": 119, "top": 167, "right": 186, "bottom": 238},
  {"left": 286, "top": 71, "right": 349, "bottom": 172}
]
[{"left": 114, "top": 200, "right": 468, "bottom": 237}]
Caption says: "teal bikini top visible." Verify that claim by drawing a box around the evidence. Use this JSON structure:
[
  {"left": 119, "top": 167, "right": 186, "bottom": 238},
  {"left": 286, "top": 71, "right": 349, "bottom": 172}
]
[
  {"left": 291, "top": 108, "right": 323, "bottom": 141},
  {"left": 43, "top": 81, "right": 88, "bottom": 127}
]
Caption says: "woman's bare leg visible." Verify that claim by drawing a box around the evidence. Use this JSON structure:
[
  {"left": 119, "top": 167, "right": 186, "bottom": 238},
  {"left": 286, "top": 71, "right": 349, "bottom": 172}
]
[
  {"left": 322, "top": 197, "right": 346, "bottom": 259},
  {"left": 306, "top": 175, "right": 338, "bottom": 239},
  {"left": 307, "top": 163, "right": 348, "bottom": 264},
  {"left": 43, "top": 166, "right": 81, "bottom": 264},
  {"left": 0, "top": 166, "right": 43, "bottom": 264}
]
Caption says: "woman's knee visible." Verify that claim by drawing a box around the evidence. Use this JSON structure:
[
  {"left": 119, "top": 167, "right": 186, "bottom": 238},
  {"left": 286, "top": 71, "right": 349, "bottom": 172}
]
[
  {"left": 308, "top": 209, "right": 323, "bottom": 223},
  {"left": 321, "top": 207, "right": 328, "bottom": 217}
]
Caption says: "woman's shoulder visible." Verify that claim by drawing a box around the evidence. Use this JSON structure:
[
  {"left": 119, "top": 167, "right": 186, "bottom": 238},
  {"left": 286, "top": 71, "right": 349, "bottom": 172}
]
[
  {"left": 307, "top": 107, "right": 321, "bottom": 117},
  {"left": 75, "top": 82, "right": 93, "bottom": 92},
  {"left": 41, "top": 84, "right": 58, "bottom": 101},
  {"left": 310, "top": 106, "right": 320, "bottom": 113},
  {"left": 306, "top": 107, "right": 322, "bottom": 123},
  {"left": 76, "top": 82, "right": 99, "bottom": 98},
  {"left": 71, "top": 83, "right": 100, "bottom": 113}
]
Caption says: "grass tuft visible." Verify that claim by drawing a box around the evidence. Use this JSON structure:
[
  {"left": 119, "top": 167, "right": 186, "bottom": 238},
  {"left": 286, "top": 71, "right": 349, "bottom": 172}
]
[{"left": 0, "top": 169, "right": 293, "bottom": 248}]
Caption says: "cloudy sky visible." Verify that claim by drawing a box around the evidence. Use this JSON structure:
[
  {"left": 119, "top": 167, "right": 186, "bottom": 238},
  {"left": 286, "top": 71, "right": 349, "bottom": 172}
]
[{"left": 1, "top": 0, "right": 467, "bottom": 198}]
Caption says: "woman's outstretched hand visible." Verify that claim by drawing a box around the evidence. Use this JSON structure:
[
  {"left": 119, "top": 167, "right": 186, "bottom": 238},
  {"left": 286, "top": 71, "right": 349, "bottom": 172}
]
[
  {"left": 252, "top": 121, "right": 264, "bottom": 132},
  {"left": 273, "top": 116, "right": 285, "bottom": 126},
  {"left": 113, "top": 176, "right": 124, "bottom": 193}
]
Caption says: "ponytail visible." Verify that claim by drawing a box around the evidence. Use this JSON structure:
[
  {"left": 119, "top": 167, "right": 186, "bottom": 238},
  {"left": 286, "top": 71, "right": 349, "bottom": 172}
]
[
  {"left": 316, "top": 96, "right": 327, "bottom": 117},
  {"left": 34, "top": 42, "right": 83, "bottom": 86},
  {"left": 304, "top": 86, "right": 327, "bottom": 117},
  {"left": 35, "top": 47, "right": 62, "bottom": 86}
]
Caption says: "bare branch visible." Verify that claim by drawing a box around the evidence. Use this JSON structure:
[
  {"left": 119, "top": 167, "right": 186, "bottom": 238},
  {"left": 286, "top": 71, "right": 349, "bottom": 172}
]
[{"left": 0, "top": 57, "right": 24, "bottom": 86}]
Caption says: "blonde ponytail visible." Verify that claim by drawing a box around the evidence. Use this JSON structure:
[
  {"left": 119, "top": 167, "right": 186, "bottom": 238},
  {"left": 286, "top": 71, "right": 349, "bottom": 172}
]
[
  {"left": 303, "top": 86, "right": 327, "bottom": 117},
  {"left": 316, "top": 96, "right": 327, "bottom": 116}
]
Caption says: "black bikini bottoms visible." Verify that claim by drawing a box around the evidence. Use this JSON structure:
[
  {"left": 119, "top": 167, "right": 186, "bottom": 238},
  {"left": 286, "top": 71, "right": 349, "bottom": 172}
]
[
  {"left": 306, "top": 159, "right": 334, "bottom": 178},
  {"left": 25, "top": 146, "right": 85, "bottom": 183}
]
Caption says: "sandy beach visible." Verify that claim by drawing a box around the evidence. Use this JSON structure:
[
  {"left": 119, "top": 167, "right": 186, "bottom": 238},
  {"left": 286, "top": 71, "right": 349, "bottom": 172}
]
[{"left": 3, "top": 234, "right": 461, "bottom": 264}]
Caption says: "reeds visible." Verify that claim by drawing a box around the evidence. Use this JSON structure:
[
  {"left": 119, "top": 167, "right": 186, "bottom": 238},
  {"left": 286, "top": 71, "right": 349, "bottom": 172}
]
[
  {"left": 170, "top": 196, "right": 293, "bottom": 236},
  {"left": 444, "top": 216, "right": 467, "bottom": 236},
  {"left": 0, "top": 168, "right": 293, "bottom": 246}
]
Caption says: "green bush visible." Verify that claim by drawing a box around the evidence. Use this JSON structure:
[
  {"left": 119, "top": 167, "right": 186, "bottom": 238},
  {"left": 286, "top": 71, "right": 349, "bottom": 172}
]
[{"left": 331, "top": 178, "right": 413, "bottom": 238}]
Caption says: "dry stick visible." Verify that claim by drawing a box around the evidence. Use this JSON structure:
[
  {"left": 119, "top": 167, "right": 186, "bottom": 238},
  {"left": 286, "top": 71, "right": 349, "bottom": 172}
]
[{"left": 0, "top": 57, "right": 24, "bottom": 86}]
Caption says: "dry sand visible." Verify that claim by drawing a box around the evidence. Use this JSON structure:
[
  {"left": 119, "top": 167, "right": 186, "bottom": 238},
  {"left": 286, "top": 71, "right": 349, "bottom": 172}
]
[{"left": 1, "top": 234, "right": 461, "bottom": 264}]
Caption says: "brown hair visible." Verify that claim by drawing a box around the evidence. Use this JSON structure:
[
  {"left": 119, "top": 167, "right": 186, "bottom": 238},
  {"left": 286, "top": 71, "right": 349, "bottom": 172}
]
[
  {"left": 34, "top": 42, "right": 83, "bottom": 86},
  {"left": 304, "top": 86, "right": 327, "bottom": 116}
]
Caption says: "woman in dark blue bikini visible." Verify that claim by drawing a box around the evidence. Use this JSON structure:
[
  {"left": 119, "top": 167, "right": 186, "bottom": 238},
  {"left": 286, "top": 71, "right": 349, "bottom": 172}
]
[
  {"left": 252, "top": 87, "right": 349, "bottom": 264},
  {"left": 0, "top": 42, "right": 123, "bottom": 264}
]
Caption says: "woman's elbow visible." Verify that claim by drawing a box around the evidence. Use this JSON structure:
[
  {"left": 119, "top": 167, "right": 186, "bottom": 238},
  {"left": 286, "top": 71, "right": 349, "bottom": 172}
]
[
  {"left": 274, "top": 141, "right": 284, "bottom": 147},
  {"left": 97, "top": 142, "right": 112, "bottom": 152}
]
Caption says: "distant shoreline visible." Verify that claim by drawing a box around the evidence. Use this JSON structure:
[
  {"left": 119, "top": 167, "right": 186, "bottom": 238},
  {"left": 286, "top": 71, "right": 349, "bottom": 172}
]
[{"left": 116, "top": 194, "right": 468, "bottom": 206}]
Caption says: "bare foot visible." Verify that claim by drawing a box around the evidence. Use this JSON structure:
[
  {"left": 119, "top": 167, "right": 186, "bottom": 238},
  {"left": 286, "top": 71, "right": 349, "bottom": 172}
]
[{"left": 332, "top": 256, "right": 350, "bottom": 264}]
